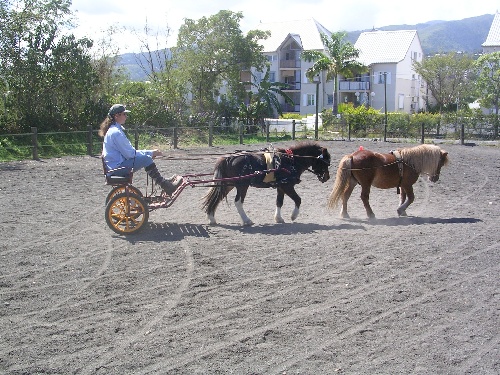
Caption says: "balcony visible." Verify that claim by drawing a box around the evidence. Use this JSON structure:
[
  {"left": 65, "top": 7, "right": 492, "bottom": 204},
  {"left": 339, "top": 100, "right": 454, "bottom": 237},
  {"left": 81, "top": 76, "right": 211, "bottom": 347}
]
[
  {"left": 282, "top": 82, "right": 301, "bottom": 90},
  {"left": 280, "top": 60, "right": 301, "bottom": 69},
  {"left": 338, "top": 81, "right": 370, "bottom": 91}
]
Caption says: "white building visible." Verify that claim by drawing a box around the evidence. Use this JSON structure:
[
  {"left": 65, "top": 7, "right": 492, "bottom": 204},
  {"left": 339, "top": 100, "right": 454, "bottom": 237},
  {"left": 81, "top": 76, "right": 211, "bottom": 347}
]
[
  {"left": 339, "top": 30, "right": 425, "bottom": 114},
  {"left": 251, "top": 19, "right": 335, "bottom": 116},
  {"left": 247, "top": 21, "right": 425, "bottom": 116},
  {"left": 482, "top": 11, "right": 500, "bottom": 53}
]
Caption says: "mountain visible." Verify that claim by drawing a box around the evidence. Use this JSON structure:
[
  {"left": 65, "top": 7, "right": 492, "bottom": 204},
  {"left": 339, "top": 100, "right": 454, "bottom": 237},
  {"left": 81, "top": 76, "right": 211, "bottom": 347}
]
[
  {"left": 346, "top": 14, "right": 494, "bottom": 55},
  {"left": 117, "top": 51, "right": 168, "bottom": 81},
  {"left": 118, "top": 14, "right": 495, "bottom": 81}
]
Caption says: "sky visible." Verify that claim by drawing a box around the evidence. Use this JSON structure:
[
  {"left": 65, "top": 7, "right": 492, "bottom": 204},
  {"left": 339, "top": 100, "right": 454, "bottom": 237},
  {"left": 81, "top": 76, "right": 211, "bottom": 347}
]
[{"left": 69, "top": 0, "right": 500, "bottom": 54}]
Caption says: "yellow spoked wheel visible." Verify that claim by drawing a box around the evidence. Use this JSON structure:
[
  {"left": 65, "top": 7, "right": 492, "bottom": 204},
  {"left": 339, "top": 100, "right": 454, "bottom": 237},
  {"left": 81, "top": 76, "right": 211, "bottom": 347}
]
[
  {"left": 105, "top": 185, "right": 143, "bottom": 205},
  {"left": 105, "top": 192, "right": 149, "bottom": 235}
]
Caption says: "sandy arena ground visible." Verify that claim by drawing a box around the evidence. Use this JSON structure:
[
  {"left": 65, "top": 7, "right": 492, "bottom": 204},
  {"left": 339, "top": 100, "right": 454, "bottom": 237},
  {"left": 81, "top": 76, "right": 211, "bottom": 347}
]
[{"left": 0, "top": 140, "right": 499, "bottom": 374}]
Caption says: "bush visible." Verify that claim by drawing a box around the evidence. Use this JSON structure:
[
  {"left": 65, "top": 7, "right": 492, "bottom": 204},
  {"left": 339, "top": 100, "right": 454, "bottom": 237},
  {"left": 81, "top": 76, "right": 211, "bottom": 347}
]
[
  {"left": 280, "top": 113, "right": 303, "bottom": 120},
  {"left": 340, "top": 104, "right": 383, "bottom": 137}
]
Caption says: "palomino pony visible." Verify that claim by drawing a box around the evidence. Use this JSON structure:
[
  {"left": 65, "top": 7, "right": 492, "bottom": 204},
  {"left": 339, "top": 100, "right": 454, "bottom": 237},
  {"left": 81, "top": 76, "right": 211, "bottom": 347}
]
[
  {"left": 202, "top": 142, "right": 331, "bottom": 226},
  {"left": 328, "top": 144, "right": 449, "bottom": 218}
]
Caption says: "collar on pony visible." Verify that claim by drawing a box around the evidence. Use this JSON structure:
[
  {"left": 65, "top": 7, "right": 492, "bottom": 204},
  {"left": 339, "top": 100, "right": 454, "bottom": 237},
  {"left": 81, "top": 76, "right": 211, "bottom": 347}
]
[{"left": 285, "top": 149, "right": 293, "bottom": 157}]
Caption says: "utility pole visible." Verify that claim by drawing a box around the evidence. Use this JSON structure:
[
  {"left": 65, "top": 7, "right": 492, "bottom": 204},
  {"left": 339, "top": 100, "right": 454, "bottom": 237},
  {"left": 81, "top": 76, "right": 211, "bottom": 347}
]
[
  {"left": 383, "top": 72, "right": 388, "bottom": 142},
  {"left": 315, "top": 79, "right": 319, "bottom": 140}
]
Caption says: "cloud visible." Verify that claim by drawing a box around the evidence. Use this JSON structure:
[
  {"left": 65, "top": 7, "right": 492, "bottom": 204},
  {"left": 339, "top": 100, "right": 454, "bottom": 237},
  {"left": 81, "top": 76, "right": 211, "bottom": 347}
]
[{"left": 69, "top": 0, "right": 498, "bottom": 53}]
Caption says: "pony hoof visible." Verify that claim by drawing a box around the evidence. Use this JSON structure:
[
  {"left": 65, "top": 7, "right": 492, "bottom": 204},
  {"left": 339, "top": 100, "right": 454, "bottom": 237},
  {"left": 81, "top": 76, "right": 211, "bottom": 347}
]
[
  {"left": 398, "top": 211, "right": 407, "bottom": 217},
  {"left": 207, "top": 214, "right": 217, "bottom": 225},
  {"left": 275, "top": 217, "right": 285, "bottom": 224},
  {"left": 242, "top": 220, "right": 254, "bottom": 227}
]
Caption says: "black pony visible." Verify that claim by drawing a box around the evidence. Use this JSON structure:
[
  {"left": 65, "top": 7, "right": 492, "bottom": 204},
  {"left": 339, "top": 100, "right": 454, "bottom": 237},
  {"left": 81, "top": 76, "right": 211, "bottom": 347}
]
[{"left": 202, "top": 141, "right": 331, "bottom": 226}]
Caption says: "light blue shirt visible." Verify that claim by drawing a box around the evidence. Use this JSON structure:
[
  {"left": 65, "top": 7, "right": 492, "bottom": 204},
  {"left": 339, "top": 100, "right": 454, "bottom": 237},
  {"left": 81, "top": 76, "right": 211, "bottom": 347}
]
[{"left": 102, "top": 123, "right": 152, "bottom": 172}]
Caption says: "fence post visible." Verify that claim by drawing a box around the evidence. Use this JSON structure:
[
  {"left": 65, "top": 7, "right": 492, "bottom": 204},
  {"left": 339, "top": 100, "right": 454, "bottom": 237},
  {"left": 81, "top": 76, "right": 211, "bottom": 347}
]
[
  {"left": 421, "top": 123, "right": 425, "bottom": 144},
  {"left": 134, "top": 124, "right": 139, "bottom": 149},
  {"left": 87, "top": 125, "right": 93, "bottom": 156},
  {"left": 265, "top": 121, "right": 270, "bottom": 143},
  {"left": 173, "top": 125, "right": 178, "bottom": 149},
  {"left": 208, "top": 121, "right": 213, "bottom": 147},
  {"left": 460, "top": 122, "right": 465, "bottom": 145},
  {"left": 31, "top": 127, "right": 38, "bottom": 160},
  {"left": 347, "top": 121, "right": 351, "bottom": 141},
  {"left": 239, "top": 122, "right": 243, "bottom": 144},
  {"left": 292, "top": 119, "right": 296, "bottom": 140}
]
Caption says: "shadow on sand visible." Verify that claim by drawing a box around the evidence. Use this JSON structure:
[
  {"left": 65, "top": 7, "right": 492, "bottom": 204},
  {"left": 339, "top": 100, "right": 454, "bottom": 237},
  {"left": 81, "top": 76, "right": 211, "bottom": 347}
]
[
  {"left": 116, "top": 216, "right": 481, "bottom": 242},
  {"left": 217, "top": 221, "right": 365, "bottom": 235},
  {"left": 346, "top": 216, "right": 482, "bottom": 227},
  {"left": 118, "top": 222, "right": 210, "bottom": 243}
]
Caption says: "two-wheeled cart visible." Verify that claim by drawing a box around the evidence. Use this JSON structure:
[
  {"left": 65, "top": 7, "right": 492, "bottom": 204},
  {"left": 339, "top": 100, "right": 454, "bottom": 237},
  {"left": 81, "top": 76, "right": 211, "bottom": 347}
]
[{"left": 102, "top": 157, "right": 282, "bottom": 235}]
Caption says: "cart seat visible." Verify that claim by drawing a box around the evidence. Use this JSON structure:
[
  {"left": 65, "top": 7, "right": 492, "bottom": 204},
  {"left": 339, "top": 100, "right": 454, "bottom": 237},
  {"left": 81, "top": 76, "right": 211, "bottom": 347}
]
[
  {"left": 106, "top": 175, "right": 131, "bottom": 184},
  {"left": 101, "top": 156, "right": 133, "bottom": 185}
]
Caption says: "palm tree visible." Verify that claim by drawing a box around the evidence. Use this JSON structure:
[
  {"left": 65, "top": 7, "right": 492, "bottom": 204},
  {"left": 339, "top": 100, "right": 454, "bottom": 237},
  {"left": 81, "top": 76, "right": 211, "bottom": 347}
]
[
  {"left": 241, "top": 69, "right": 294, "bottom": 129},
  {"left": 302, "top": 31, "right": 366, "bottom": 115}
]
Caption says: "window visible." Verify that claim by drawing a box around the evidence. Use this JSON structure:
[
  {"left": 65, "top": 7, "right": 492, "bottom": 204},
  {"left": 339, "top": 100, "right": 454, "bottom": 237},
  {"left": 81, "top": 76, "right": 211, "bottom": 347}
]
[
  {"left": 253, "top": 71, "right": 262, "bottom": 84},
  {"left": 327, "top": 94, "right": 333, "bottom": 105},
  {"left": 269, "top": 71, "right": 276, "bottom": 82},
  {"left": 307, "top": 93, "right": 316, "bottom": 106},
  {"left": 266, "top": 54, "right": 277, "bottom": 62},
  {"left": 398, "top": 94, "right": 405, "bottom": 109}
]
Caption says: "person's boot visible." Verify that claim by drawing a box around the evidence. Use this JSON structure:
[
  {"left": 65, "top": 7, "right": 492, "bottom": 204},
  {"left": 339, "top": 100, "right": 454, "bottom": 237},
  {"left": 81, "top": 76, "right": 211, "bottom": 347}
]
[
  {"left": 145, "top": 163, "right": 183, "bottom": 194},
  {"left": 163, "top": 175, "right": 184, "bottom": 194}
]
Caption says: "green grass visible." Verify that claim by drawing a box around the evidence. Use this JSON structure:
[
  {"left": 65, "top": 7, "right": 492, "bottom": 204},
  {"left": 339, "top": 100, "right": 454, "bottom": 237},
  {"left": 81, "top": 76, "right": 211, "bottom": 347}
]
[
  {"left": 0, "top": 132, "right": 102, "bottom": 161},
  {"left": 0, "top": 130, "right": 298, "bottom": 161}
]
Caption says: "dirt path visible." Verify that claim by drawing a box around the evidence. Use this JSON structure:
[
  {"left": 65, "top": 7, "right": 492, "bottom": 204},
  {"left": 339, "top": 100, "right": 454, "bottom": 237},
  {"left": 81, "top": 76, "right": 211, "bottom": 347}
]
[{"left": 0, "top": 140, "right": 498, "bottom": 374}]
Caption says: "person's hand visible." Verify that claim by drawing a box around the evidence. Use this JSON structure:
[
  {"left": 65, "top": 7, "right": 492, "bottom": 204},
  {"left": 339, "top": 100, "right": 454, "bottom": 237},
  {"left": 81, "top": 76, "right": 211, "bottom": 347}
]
[{"left": 152, "top": 149, "right": 163, "bottom": 159}]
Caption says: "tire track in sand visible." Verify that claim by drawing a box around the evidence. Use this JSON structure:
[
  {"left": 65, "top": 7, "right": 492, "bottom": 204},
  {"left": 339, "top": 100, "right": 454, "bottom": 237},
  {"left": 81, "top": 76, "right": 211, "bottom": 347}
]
[{"left": 79, "top": 240, "right": 194, "bottom": 374}]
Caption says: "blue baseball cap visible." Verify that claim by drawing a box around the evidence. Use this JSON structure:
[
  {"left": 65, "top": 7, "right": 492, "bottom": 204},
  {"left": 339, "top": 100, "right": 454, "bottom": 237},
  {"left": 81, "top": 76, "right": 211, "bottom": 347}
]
[{"left": 108, "top": 104, "right": 130, "bottom": 116}]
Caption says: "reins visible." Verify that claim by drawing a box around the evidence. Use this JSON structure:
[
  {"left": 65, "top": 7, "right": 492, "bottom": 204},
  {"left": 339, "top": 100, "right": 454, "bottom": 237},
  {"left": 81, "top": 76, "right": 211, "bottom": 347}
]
[
  {"left": 341, "top": 160, "right": 401, "bottom": 171},
  {"left": 158, "top": 147, "right": 329, "bottom": 163},
  {"left": 157, "top": 145, "right": 330, "bottom": 183},
  {"left": 342, "top": 158, "right": 440, "bottom": 179}
]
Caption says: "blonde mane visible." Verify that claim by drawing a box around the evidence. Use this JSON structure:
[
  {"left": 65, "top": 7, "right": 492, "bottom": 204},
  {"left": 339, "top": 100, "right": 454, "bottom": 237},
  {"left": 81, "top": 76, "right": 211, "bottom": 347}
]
[{"left": 399, "top": 144, "right": 448, "bottom": 175}]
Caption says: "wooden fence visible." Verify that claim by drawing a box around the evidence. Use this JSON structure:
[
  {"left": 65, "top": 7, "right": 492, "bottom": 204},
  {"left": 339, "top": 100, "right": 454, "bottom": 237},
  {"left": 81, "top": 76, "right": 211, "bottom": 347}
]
[{"left": 0, "top": 119, "right": 496, "bottom": 161}]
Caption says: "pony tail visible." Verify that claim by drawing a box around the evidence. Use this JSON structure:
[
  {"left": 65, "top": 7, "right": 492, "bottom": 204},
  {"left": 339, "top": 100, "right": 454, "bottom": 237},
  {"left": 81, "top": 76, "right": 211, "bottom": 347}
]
[
  {"left": 328, "top": 155, "right": 352, "bottom": 209},
  {"left": 98, "top": 117, "right": 113, "bottom": 137},
  {"left": 202, "top": 158, "right": 229, "bottom": 215}
]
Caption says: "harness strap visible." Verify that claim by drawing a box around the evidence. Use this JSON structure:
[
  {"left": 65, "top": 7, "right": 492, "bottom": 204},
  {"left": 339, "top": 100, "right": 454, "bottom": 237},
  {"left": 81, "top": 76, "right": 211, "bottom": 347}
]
[
  {"left": 263, "top": 152, "right": 276, "bottom": 183},
  {"left": 391, "top": 150, "right": 404, "bottom": 194}
]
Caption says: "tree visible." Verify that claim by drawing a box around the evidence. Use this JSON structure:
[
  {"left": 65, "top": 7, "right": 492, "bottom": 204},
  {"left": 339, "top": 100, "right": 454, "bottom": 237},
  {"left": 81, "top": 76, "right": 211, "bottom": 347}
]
[
  {"left": 0, "top": 0, "right": 100, "bottom": 132},
  {"left": 475, "top": 52, "right": 500, "bottom": 138},
  {"left": 244, "top": 69, "right": 294, "bottom": 118},
  {"left": 302, "top": 31, "right": 366, "bottom": 115},
  {"left": 173, "top": 10, "right": 269, "bottom": 115},
  {"left": 413, "top": 52, "right": 475, "bottom": 113},
  {"left": 116, "top": 21, "right": 188, "bottom": 128}
]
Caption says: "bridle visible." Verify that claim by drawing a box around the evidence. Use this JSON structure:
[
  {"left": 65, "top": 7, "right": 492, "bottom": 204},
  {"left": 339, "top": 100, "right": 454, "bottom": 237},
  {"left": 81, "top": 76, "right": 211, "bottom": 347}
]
[
  {"left": 272, "top": 147, "right": 331, "bottom": 181},
  {"left": 306, "top": 154, "right": 331, "bottom": 181}
]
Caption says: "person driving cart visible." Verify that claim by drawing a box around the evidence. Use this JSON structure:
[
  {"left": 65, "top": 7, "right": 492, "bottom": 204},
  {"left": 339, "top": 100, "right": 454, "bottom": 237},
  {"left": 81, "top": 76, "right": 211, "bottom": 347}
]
[{"left": 99, "top": 104, "right": 183, "bottom": 195}]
